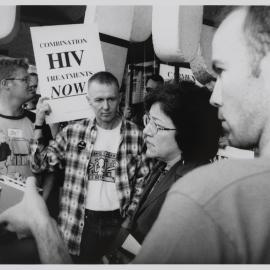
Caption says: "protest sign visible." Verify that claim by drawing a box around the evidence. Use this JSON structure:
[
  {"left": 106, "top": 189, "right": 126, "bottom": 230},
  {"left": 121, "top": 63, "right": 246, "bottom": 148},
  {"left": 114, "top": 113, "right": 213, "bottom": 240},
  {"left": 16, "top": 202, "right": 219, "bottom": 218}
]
[
  {"left": 159, "top": 63, "right": 197, "bottom": 83},
  {"left": 31, "top": 23, "right": 105, "bottom": 123},
  {"left": 216, "top": 146, "right": 254, "bottom": 160}
]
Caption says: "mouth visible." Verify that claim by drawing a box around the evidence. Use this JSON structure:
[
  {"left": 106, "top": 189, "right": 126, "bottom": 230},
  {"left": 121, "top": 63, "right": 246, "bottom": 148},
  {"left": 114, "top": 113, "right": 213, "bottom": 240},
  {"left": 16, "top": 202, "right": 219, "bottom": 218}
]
[
  {"left": 101, "top": 113, "right": 111, "bottom": 117},
  {"left": 220, "top": 121, "right": 230, "bottom": 137},
  {"left": 217, "top": 110, "right": 224, "bottom": 121},
  {"left": 218, "top": 114, "right": 227, "bottom": 130},
  {"left": 220, "top": 119, "right": 226, "bottom": 128}
]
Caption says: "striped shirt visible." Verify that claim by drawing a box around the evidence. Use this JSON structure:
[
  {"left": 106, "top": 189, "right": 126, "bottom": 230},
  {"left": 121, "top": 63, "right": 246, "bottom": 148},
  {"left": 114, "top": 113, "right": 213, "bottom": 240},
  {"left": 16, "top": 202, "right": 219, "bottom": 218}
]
[{"left": 30, "top": 117, "right": 150, "bottom": 255}]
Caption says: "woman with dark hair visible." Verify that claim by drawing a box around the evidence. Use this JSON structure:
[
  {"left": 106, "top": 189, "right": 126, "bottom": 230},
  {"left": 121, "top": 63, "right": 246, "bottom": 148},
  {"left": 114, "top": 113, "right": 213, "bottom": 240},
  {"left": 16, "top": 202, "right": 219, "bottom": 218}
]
[
  {"left": 105, "top": 81, "right": 221, "bottom": 263},
  {"left": 144, "top": 81, "right": 222, "bottom": 163}
]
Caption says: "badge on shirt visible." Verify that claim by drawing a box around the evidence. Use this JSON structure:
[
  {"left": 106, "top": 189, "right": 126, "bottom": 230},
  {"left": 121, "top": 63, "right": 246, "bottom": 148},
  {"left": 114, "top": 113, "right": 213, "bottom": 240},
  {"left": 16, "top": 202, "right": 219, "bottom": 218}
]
[
  {"left": 8, "top": 129, "right": 23, "bottom": 138},
  {"left": 77, "top": 140, "right": 86, "bottom": 152}
]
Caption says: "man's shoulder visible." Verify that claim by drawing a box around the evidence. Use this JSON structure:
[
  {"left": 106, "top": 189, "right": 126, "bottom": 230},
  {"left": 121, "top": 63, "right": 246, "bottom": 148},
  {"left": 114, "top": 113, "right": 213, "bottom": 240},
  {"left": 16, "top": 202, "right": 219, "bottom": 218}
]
[
  {"left": 23, "top": 109, "right": 36, "bottom": 122},
  {"left": 0, "top": 110, "right": 34, "bottom": 123},
  {"left": 65, "top": 118, "right": 92, "bottom": 130},
  {"left": 58, "top": 118, "right": 93, "bottom": 140},
  {"left": 170, "top": 158, "right": 270, "bottom": 205}
]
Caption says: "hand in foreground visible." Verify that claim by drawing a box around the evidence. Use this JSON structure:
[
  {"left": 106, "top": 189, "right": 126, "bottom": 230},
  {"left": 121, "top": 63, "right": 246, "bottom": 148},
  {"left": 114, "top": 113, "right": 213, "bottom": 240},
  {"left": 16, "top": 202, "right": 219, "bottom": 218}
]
[
  {"left": 0, "top": 177, "right": 72, "bottom": 264},
  {"left": 35, "top": 97, "right": 51, "bottom": 125},
  {"left": 0, "top": 176, "right": 50, "bottom": 238}
]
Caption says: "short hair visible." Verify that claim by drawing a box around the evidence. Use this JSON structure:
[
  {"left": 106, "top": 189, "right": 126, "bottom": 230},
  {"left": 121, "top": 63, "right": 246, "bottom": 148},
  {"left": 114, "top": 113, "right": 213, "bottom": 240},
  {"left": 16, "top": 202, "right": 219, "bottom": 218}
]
[
  {"left": 144, "top": 81, "right": 222, "bottom": 162},
  {"left": 88, "top": 71, "right": 119, "bottom": 90},
  {"left": 242, "top": 6, "right": 270, "bottom": 76},
  {"left": 146, "top": 74, "right": 164, "bottom": 85},
  {"left": 0, "top": 57, "right": 29, "bottom": 81},
  {"left": 223, "top": 6, "right": 270, "bottom": 77}
]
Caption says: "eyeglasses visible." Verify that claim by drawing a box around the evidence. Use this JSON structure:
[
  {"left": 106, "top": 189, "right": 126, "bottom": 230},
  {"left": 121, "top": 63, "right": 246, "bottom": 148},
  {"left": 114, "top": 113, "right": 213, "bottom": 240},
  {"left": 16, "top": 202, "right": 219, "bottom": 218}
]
[
  {"left": 5, "top": 76, "right": 30, "bottom": 84},
  {"left": 143, "top": 113, "right": 176, "bottom": 135}
]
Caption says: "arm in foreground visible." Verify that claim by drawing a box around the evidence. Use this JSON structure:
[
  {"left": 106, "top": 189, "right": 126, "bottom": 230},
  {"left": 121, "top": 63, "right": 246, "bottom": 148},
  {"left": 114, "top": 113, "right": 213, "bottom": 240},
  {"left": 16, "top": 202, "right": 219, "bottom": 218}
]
[{"left": 0, "top": 177, "right": 72, "bottom": 264}]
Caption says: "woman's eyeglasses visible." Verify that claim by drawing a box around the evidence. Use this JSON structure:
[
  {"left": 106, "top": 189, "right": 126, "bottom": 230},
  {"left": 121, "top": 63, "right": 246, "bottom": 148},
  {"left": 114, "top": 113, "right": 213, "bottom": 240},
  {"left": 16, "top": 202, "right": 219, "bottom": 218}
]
[{"left": 143, "top": 113, "right": 176, "bottom": 135}]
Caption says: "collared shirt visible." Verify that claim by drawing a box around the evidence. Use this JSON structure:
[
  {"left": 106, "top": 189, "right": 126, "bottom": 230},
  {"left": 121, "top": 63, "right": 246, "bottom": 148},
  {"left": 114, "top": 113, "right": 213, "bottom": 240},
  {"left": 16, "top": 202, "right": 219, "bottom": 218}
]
[{"left": 30, "top": 117, "right": 151, "bottom": 255}]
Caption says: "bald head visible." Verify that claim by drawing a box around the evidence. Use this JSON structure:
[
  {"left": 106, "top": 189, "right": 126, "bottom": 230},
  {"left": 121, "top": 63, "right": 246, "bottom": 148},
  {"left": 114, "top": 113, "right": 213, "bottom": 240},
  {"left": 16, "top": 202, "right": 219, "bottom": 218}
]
[
  {"left": 210, "top": 6, "right": 270, "bottom": 154},
  {"left": 215, "top": 6, "right": 270, "bottom": 77}
]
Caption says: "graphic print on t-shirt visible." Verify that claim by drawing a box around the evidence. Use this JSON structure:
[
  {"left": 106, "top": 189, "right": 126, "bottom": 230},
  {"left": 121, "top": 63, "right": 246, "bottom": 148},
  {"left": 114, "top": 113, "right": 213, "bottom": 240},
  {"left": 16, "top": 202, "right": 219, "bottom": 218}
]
[
  {"left": 88, "top": 150, "right": 118, "bottom": 182},
  {"left": 0, "top": 128, "right": 32, "bottom": 180}
]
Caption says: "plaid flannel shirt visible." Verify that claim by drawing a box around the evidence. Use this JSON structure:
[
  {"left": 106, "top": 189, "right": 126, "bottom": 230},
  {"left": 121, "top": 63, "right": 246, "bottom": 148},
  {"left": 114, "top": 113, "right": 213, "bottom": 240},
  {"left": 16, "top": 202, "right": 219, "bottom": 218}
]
[{"left": 30, "top": 117, "right": 150, "bottom": 255}]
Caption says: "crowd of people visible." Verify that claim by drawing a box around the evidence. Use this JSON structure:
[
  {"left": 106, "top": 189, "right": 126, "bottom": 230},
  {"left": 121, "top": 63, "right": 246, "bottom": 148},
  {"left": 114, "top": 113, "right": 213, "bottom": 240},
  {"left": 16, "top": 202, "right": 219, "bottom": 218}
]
[{"left": 1, "top": 5, "right": 270, "bottom": 264}]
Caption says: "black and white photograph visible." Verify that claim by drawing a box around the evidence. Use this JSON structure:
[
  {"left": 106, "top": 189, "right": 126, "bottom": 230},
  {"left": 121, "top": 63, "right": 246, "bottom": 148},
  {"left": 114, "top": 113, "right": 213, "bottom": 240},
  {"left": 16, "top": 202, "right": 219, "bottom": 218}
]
[{"left": 0, "top": 1, "right": 269, "bottom": 267}]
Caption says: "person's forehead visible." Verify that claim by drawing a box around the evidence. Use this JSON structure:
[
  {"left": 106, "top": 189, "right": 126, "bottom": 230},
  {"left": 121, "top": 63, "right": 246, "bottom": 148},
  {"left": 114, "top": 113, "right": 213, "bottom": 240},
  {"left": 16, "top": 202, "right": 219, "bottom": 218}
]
[
  {"left": 13, "top": 66, "right": 28, "bottom": 76},
  {"left": 212, "top": 8, "right": 248, "bottom": 63},
  {"left": 88, "top": 81, "right": 119, "bottom": 96},
  {"left": 150, "top": 102, "right": 171, "bottom": 124}
]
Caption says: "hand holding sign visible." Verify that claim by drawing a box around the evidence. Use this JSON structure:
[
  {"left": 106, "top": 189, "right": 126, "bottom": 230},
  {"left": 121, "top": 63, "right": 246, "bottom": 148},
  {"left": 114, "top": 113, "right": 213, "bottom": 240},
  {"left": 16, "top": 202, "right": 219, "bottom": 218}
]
[
  {"left": 35, "top": 97, "right": 51, "bottom": 126},
  {"left": 31, "top": 23, "right": 105, "bottom": 124}
]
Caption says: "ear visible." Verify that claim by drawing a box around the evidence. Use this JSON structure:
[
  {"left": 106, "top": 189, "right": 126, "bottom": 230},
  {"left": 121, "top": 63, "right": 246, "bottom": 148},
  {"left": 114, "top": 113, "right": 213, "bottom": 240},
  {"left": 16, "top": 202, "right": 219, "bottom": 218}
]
[{"left": 86, "top": 94, "right": 92, "bottom": 105}]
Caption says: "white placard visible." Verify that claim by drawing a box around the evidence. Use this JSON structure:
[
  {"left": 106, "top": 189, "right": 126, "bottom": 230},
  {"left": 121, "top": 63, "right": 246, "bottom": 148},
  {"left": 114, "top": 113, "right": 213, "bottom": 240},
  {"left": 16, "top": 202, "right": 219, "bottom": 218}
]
[
  {"left": 217, "top": 146, "right": 255, "bottom": 160},
  {"left": 159, "top": 63, "right": 197, "bottom": 84},
  {"left": 31, "top": 23, "right": 105, "bottom": 123},
  {"left": 122, "top": 234, "right": 141, "bottom": 255}
]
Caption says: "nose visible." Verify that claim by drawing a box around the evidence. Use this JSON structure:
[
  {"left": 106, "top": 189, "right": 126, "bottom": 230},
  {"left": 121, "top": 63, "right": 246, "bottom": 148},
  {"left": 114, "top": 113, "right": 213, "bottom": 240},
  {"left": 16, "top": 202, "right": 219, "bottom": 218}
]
[
  {"left": 143, "top": 123, "right": 152, "bottom": 137},
  {"left": 103, "top": 100, "right": 109, "bottom": 110},
  {"left": 210, "top": 80, "right": 223, "bottom": 107}
]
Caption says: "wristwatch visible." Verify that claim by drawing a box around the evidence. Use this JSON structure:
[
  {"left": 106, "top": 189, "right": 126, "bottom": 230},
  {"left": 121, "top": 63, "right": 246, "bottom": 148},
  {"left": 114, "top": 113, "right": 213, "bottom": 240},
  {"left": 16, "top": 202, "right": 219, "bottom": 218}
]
[{"left": 34, "top": 125, "right": 43, "bottom": 130}]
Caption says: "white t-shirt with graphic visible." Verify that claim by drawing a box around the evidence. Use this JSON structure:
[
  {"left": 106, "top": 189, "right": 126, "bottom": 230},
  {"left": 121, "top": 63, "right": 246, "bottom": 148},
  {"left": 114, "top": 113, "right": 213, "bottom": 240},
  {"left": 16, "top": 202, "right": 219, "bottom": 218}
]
[
  {"left": 0, "top": 115, "right": 34, "bottom": 181},
  {"left": 85, "top": 121, "right": 122, "bottom": 211}
]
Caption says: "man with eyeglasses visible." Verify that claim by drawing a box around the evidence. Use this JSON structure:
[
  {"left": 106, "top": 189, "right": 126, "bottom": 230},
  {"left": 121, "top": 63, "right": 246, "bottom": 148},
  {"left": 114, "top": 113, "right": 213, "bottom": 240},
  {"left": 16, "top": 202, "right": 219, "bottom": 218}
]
[{"left": 0, "top": 57, "right": 51, "bottom": 182}]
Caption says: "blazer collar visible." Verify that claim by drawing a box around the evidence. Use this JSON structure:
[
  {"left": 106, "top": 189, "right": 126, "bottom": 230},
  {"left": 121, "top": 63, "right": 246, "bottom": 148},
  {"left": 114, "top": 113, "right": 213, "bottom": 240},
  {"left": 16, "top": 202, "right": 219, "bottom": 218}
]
[{"left": 139, "top": 160, "right": 205, "bottom": 211}]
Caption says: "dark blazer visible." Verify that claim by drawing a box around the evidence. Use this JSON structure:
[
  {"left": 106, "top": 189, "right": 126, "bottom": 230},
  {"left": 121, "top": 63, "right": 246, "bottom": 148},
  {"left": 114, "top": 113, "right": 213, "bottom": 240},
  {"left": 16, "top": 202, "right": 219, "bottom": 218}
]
[{"left": 131, "top": 160, "right": 204, "bottom": 244}]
